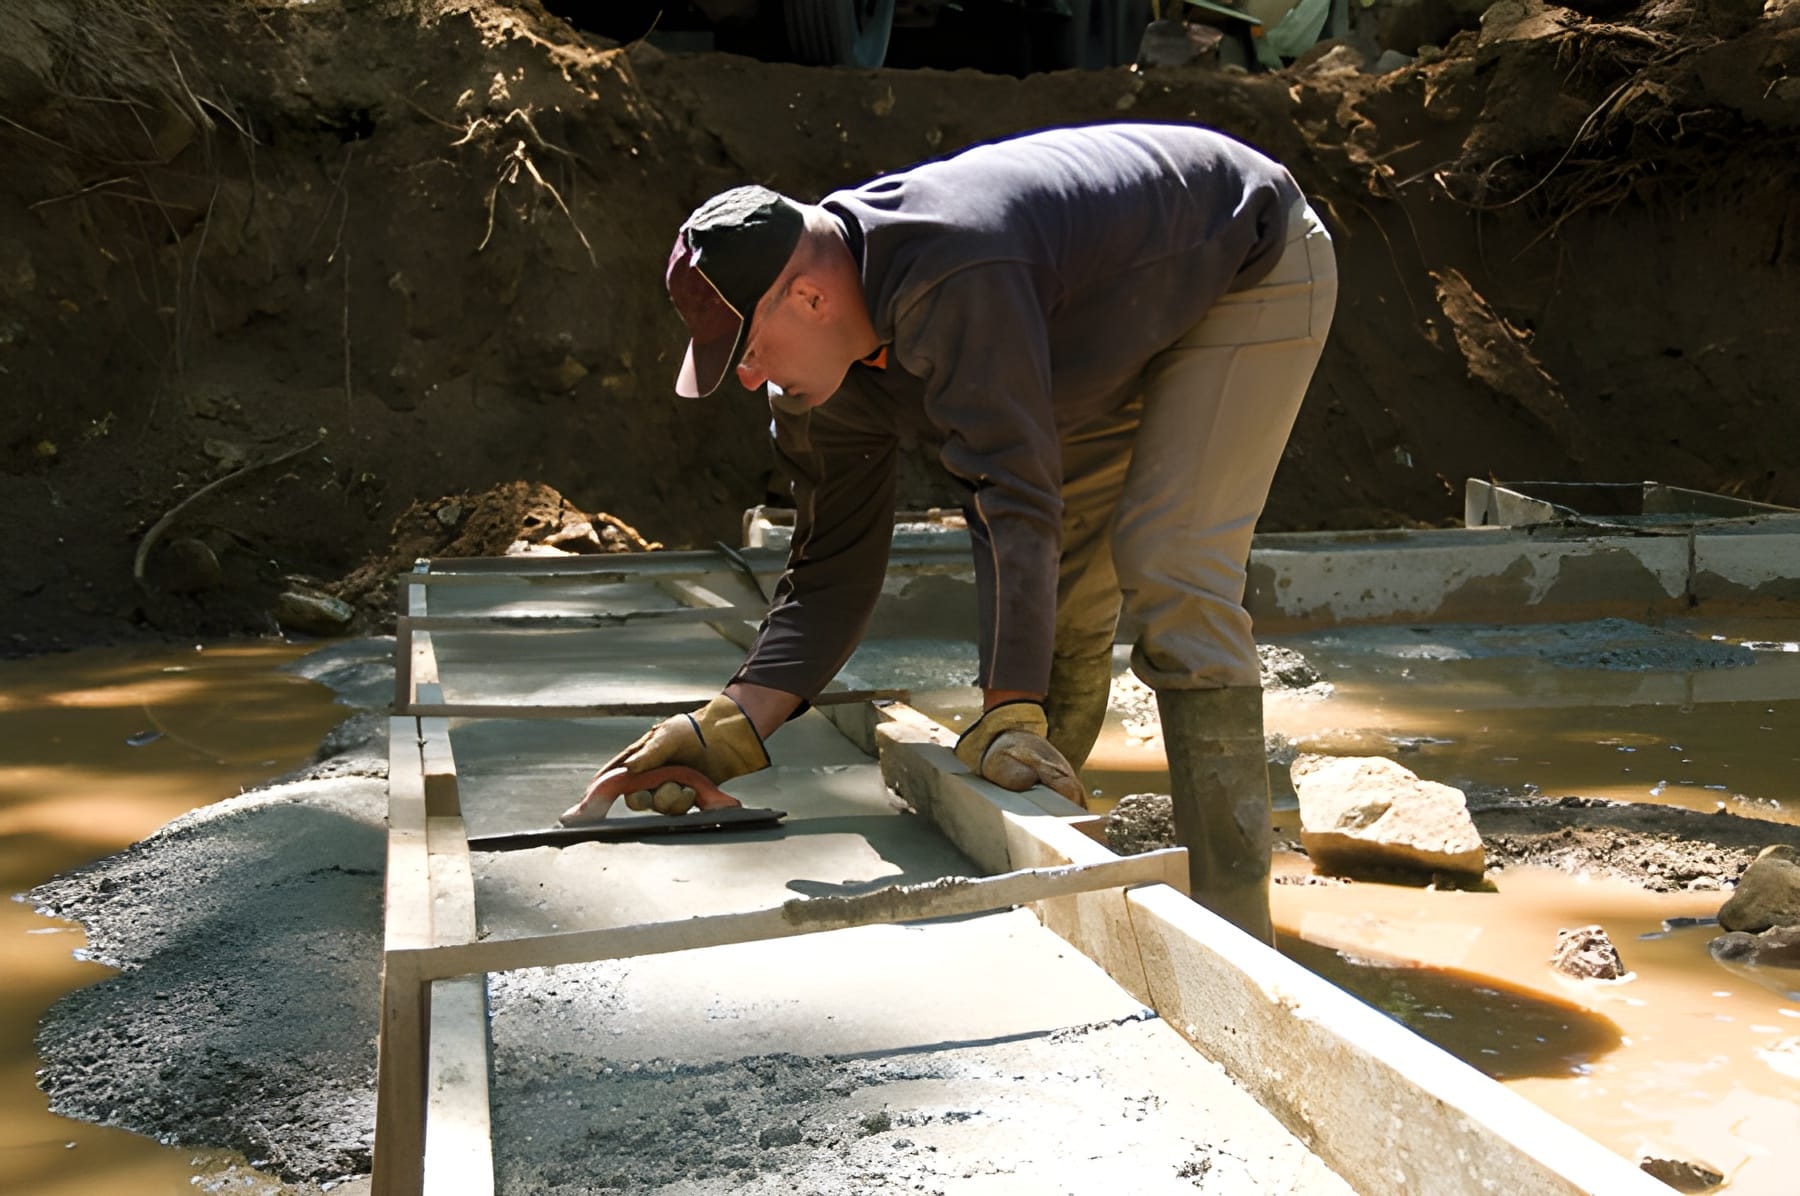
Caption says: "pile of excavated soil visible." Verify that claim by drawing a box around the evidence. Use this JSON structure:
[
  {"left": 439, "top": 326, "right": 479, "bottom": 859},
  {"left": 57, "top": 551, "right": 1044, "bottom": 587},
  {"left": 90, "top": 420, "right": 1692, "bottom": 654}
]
[
  {"left": 327, "top": 479, "right": 660, "bottom": 621},
  {"left": 2, "top": 0, "right": 1796, "bottom": 653}
]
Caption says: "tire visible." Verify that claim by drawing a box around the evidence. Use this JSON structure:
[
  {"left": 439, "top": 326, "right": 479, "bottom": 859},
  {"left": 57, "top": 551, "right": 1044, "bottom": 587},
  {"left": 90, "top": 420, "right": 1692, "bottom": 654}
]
[
  {"left": 784, "top": 0, "right": 896, "bottom": 68},
  {"left": 1044, "top": 0, "right": 1114, "bottom": 70}
]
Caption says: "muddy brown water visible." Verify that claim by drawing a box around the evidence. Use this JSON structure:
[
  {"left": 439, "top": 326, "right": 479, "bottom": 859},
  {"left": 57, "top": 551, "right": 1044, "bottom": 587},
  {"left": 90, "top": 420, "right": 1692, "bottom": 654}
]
[
  {"left": 0, "top": 643, "right": 344, "bottom": 1196},
  {"left": 1273, "top": 863, "right": 1800, "bottom": 1194}
]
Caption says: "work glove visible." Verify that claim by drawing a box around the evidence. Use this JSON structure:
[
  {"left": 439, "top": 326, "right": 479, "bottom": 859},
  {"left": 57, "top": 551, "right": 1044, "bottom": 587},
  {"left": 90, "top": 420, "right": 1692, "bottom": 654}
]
[
  {"left": 561, "top": 693, "right": 770, "bottom": 823},
  {"left": 953, "top": 700, "right": 1088, "bottom": 809}
]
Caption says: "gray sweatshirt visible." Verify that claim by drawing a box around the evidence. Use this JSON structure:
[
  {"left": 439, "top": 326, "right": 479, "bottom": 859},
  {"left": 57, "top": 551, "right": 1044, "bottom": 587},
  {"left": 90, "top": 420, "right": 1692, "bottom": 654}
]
[{"left": 730, "top": 122, "right": 1302, "bottom": 701}]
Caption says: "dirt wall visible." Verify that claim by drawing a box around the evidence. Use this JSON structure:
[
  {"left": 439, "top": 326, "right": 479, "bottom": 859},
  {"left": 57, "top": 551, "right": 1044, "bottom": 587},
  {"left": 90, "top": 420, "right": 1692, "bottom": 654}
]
[{"left": 1, "top": 0, "right": 1796, "bottom": 649}]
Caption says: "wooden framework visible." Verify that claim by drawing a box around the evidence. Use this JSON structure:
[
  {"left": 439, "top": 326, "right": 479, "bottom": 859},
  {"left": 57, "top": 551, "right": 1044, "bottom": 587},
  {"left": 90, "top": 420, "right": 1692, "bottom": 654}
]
[
  {"left": 371, "top": 556, "right": 1190, "bottom": 1196},
  {"left": 374, "top": 551, "right": 1675, "bottom": 1196}
]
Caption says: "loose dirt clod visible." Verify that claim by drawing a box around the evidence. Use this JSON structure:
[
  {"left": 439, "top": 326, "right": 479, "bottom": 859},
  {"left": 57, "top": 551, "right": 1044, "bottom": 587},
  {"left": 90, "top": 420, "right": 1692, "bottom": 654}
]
[
  {"left": 1105, "top": 792, "right": 1176, "bottom": 857},
  {"left": 1638, "top": 1154, "right": 1726, "bottom": 1193},
  {"left": 1550, "top": 924, "right": 1630, "bottom": 980}
]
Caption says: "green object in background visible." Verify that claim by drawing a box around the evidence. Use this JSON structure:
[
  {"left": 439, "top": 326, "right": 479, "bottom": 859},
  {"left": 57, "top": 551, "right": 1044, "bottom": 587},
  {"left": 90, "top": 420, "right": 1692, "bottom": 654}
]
[
  {"left": 1260, "top": 0, "right": 1330, "bottom": 61},
  {"left": 1179, "top": 0, "right": 1328, "bottom": 68}
]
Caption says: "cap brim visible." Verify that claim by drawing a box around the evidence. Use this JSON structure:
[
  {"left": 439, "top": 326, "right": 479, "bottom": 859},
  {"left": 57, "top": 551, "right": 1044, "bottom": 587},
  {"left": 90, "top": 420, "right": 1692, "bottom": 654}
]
[{"left": 676, "top": 319, "right": 746, "bottom": 399}]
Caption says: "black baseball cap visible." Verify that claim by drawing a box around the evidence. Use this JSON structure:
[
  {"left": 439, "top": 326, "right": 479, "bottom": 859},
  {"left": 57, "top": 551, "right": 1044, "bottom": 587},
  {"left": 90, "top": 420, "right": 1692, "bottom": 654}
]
[{"left": 665, "top": 186, "right": 805, "bottom": 398}]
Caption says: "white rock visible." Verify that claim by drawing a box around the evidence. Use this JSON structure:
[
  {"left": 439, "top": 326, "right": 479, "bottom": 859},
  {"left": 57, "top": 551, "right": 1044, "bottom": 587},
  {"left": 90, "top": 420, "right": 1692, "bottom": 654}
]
[{"left": 1291, "top": 754, "right": 1485, "bottom": 879}]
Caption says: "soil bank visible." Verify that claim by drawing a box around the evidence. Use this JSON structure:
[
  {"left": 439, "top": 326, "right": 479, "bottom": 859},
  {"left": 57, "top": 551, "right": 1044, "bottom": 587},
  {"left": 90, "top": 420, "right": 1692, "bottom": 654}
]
[{"left": 2, "top": 0, "right": 1797, "bottom": 650}]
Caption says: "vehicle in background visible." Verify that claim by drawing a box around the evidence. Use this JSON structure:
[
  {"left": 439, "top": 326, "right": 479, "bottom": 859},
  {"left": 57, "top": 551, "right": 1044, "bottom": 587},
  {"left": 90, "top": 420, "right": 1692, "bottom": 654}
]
[
  {"left": 553, "top": 0, "right": 1326, "bottom": 73},
  {"left": 557, "top": 0, "right": 1154, "bottom": 72}
]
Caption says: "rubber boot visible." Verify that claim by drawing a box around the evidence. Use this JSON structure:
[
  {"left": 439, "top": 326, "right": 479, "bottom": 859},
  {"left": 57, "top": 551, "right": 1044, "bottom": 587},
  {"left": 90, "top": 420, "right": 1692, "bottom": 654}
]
[
  {"left": 1044, "top": 649, "right": 1115, "bottom": 772},
  {"left": 1154, "top": 686, "right": 1274, "bottom": 945}
]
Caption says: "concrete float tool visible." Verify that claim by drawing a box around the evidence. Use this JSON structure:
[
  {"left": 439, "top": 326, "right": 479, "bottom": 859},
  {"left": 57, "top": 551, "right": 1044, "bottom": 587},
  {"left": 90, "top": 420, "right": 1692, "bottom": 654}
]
[{"left": 470, "top": 763, "right": 786, "bottom": 850}]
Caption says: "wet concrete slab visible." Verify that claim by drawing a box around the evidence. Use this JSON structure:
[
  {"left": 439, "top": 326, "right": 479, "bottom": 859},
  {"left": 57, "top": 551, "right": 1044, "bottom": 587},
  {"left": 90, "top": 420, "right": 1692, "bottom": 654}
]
[
  {"left": 439, "top": 679, "right": 1354, "bottom": 1193},
  {"left": 486, "top": 999, "right": 1355, "bottom": 1195},
  {"left": 490, "top": 910, "right": 1153, "bottom": 1063},
  {"left": 428, "top": 621, "right": 744, "bottom": 707}
]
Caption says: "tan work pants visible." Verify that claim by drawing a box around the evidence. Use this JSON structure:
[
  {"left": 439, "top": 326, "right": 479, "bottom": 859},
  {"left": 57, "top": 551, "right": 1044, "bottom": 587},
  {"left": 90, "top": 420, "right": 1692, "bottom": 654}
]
[{"left": 1054, "top": 199, "right": 1338, "bottom": 691}]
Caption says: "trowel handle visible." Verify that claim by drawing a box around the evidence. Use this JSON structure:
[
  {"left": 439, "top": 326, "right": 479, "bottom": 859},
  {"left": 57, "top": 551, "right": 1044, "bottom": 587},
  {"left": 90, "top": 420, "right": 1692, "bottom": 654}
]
[{"left": 561, "top": 764, "right": 743, "bottom": 825}]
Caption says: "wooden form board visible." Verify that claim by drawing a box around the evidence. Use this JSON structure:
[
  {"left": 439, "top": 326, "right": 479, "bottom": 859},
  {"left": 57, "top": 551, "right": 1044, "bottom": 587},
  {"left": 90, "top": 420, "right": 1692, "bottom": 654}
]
[
  {"left": 866, "top": 704, "right": 1674, "bottom": 1196},
  {"left": 372, "top": 717, "right": 431, "bottom": 1196},
  {"left": 421, "top": 798, "right": 490, "bottom": 1196},
  {"left": 399, "top": 690, "right": 907, "bottom": 721},
  {"left": 401, "top": 700, "right": 708, "bottom": 720},
  {"left": 655, "top": 575, "right": 764, "bottom": 653},
  {"left": 375, "top": 619, "right": 495, "bottom": 1196},
  {"left": 393, "top": 567, "right": 435, "bottom": 713}
]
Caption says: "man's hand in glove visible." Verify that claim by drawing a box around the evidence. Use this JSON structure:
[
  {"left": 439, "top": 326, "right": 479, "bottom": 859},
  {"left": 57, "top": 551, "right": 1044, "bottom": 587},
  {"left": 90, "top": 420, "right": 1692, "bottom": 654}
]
[
  {"left": 561, "top": 693, "right": 770, "bottom": 824},
  {"left": 953, "top": 700, "right": 1087, "bottom": 809}
]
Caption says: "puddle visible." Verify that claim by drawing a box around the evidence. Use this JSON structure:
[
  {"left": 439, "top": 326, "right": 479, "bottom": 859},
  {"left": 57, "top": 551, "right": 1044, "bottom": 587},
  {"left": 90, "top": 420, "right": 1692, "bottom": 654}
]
[
  {"left": 0, "top": 642, "right": 344, "bottom": 1196},
  {"left": 1276, "top": 934, "right": 1625, "bottom": 1081},
  {"left": 897, "top": 621, "right": 1800, "bottom": 820}
]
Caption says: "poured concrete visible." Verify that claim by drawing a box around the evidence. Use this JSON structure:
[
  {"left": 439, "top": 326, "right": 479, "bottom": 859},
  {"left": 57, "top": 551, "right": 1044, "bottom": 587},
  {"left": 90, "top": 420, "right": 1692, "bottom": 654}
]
[
  {"left": 1694, "top": 518, "right": 1800, "bottom": 606},
  {"left": 486, "top": 994, "right": 1355, "bottom": 1195},
  {"left": 1246, "top": 527, "right": 1693, "bottom": 630},
  {"left": 435, "top": 665, "right": 1356, "bottom": 1193},
  {"left": 428, "top": 620, "right": 743, "bottom": 708}
]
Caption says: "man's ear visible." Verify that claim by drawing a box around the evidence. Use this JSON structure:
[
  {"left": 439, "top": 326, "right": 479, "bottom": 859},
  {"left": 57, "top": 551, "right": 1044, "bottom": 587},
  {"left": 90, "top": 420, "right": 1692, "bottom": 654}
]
[{"left": 789, "top": 275, "right": 828, "bottom": 319}]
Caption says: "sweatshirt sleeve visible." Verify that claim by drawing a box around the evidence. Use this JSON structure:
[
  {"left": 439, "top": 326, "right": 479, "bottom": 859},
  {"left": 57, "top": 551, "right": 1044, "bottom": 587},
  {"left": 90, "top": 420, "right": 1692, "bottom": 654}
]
[
  {"left": 729, "top": 393, "right": 899, "bottom": 700},
  {"left": 891, "top": 261, "right": 1060, "bottom": 696}
]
